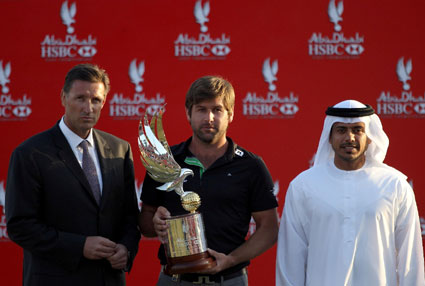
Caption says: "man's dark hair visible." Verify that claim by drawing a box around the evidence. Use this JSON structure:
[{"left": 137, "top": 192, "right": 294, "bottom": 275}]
[
  {"left": 63, "top": 63, "right": 110, "bottom": 95},
  {"left": 185, "top": 75, "right": 235, "bottom": 116}
]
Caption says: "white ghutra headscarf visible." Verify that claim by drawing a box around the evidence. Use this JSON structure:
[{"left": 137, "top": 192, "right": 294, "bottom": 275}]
[{"left": 313, "top": 99, "right": 389, "bottom": 167}]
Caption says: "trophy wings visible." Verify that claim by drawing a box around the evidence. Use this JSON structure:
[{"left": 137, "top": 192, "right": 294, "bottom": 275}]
[{"left": 138, "top": 109, "right": 193, "bottom": 196}]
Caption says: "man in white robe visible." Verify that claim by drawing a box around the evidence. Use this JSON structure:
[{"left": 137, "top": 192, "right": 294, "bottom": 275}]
[{"left": 276, "top": 99, "right": 425, "bottom": 286}]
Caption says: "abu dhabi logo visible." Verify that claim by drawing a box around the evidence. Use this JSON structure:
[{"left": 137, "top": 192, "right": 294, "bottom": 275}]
[
  {"left": 174, "top": 0, "right": 231, "bottom": 59},
  {"left": 243, "top": 58, "right": 299, "bottom": 118},
  {"left": 262, "top": 58, "right": 278, "bottom": 91},
  {"left": 0, "top": 181, "right": 9, "bottom": 241},
  {"left": 328, "top": 0, "right": 343, "bottom": 32},
  {"left": 194, "top": 0, "right": 210, "bottom": 33},
  {"left": 0, "top": 61, "right": 32, "bottom": 121},
  {"left": 129, "top": 59, "right": 145, "bottom": 93},
  {"left": 396, "top": 57, "right": 412, "bottom": 91},
  {"left": 61, "top": 1, "right": 76, "bottom": 34},
  {"left": 108, "top": 59, "right": 165, "bottom": 119},
  {"left": 309, "top": 0, "right": 364, "bottom": 59},
  {"left": 40, "top": 1, "right": 97, "bottom": 61},
  {"left": 0, "top": 61, "right": 11, "bottom": 94},
  {"left": 377, "top": 57, "right": 425, "bottom": 117}
]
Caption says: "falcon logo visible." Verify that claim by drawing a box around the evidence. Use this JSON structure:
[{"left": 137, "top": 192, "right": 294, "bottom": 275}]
[
  {"left": 194, "top": 0, "right": 210, "bottom": 33},
  {"left": 414, "top": 103, "right": 425, "bottom": 114},
  {"left": 396, "top": 57, "right": 412, "bottom": 91},
  {"left": 345, "top": 44, "right": 364, "bottom": 55},
  {"left": 60, "top": 1, "right": 76, "bottom": 34},
  {"left": 128, "top": 59, "right": 145, "bottom": 93},
  {"left": 211, "top": 45, "right": 230, "bottom": 56},
  {"left": 280, "top": 104, "right": 298, "bottom": 115},
  {"left": 328, "top": 0, "right": 343, "bottom": 32},
  {"left": 0, "top": 181, "right": 5, "bottom": 215},
  {"left": 13, "top": 106, "right": 32, "bottom": 117},
  {"left": 262, "top": 58, "right": 278, "bottom": 91},
  {"left": 78, "top": 46, "right": 97, "bottom": 57},
  {"left": 0, "top": 61, "right": 11, "bottom": 94}
]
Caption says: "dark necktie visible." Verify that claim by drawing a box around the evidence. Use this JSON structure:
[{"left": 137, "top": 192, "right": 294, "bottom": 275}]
[{"left": 79, "top": 140, "right": 101, "bottom": 205}]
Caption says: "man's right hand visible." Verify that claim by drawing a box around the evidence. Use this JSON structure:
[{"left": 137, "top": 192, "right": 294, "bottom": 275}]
[
  {"left": 153, "top": 206, "right": 171, "bottom": 243},
  {"left": 83, "top": 236, "right": 117, "bottom": 260}
]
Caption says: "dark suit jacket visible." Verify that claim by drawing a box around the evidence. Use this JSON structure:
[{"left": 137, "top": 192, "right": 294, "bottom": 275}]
[{"left": 5, "top": 122, "right": 141, "bottom": 286}]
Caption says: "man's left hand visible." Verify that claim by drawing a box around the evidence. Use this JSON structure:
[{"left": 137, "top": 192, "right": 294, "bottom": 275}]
[
  {"left": 107, "top": 244, "right": 128, "bottom": 270},
  {"left": 198, "top": 248, "right": 235, "bottom": 275}
]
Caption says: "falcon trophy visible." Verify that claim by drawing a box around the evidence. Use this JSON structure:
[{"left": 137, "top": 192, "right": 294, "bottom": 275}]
[{"left": 138, "top": 108, "right": 216, "bottom": 274}]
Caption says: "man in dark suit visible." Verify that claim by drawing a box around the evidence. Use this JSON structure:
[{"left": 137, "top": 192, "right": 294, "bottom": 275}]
[{"left": 5, "top": 63, "right": 141, "bottom": 286}]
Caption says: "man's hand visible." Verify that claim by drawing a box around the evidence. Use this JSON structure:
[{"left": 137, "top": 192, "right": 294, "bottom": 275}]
[
  {"left": 198, "top": 248, "right": 235, "bottom": 275},
  {"left": 107, "top": 244, "right": 128, "bottom": 270},
  {"left": 83, "top": 236, "right": 116, "bottom": 260},
  {"left": 153, "top": 206, "right": 171, "bottom": 243}
]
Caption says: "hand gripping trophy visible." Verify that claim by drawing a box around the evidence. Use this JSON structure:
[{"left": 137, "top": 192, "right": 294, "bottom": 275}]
[{"left": 138, "top": 109, "right": 216, "bottom": 274}]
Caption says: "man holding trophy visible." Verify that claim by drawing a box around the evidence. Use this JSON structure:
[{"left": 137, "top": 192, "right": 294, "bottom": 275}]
[{"left": 138, "top": 76, "right": 279, "bottom": 285}]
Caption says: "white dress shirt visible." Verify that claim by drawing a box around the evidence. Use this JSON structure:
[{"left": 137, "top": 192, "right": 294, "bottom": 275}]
[{"left": 59, "top": 118, "right": 103, "bottom": 193}]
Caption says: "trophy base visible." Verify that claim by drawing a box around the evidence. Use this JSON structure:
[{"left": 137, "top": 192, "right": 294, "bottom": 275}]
[{"left": 165, "top": 251, "right": 217, "bottom": 275}]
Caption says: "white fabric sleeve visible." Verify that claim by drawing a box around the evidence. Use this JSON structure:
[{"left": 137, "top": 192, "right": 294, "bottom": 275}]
[
  {"left": 276, "top": 182, "right": 308, "bottom": 286},
  {"left": 394, "top": 180, "right": 425, "bottom": 286}
]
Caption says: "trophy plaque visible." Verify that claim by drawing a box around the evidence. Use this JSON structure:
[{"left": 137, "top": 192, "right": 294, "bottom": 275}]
[{"left": 138, "top": 108, "right": 216, "bottom": 274}]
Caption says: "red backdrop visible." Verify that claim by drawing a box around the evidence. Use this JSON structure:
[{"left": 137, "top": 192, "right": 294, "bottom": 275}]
[{"left": 1, "top": 0, "right": 424, "bottom": 285}]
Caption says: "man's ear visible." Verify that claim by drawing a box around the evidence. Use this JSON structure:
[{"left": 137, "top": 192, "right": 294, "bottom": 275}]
[
  {"left": 185, "top": 107, "right": 190, "bottom": 121},
  {"left": 60, "top": 90, "right": 66, "bottom": 107},
  {"left": 229, "top": 110, "right": 234, "bottom": 123}
]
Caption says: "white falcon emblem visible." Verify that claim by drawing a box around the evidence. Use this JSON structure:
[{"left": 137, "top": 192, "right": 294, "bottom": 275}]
[
  {"left": 262, "top": 58, "right": 278, "bottom": 91},
  {"left": 0, "top": 181, "right": 5, "bottom": 214},
  {"left": 61, "top": 1, "right": 77, "bottom": 34},
  {"left": 129, "top": 59, "right": 145, "bottom": 93},
  {"left": 328, "top": 0, "right": 343, "bottom": 32},
  {"left": 0, "top": 61, "right": 11, "bottom": 94},
  {"left": 396, "top": 57, "right": 412, "bottom": 91},
  {"left": 194, "top": 0, "right": 210, "bottom": 33}
]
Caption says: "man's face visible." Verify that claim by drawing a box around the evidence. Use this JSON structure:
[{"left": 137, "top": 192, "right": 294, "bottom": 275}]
[
  {"left": 186, "top": 97, "right": 233, "bottom": 145},
  {"left": 329, "top": 121, "right": 371, "bottom": 170},
  {"left": 61, "top": 80, "right": 106, "bottom": 138}
]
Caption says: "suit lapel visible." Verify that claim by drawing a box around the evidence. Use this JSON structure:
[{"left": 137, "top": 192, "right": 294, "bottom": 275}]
[{"left": 52, "top": 124, "right": 100, "bottom": 206}]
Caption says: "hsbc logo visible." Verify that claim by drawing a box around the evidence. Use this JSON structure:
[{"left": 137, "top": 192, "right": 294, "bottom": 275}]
[
  {"left": 308, "top": 0, "right": 365, "bottom": 59},
  {"left": 211, "top": 45, "right": 230, "bottom": 56},
  {"left": 108, "top": 59, "right": 165, "bottom": 120},
  {"left": 345, "top": 44, "right": 364, "bottom": 55},
  {"left": 41, "top": 1, "right": 98, "bottom": 61},
  {"left": 0, "top": 61, "right": 32, "bottom": 121},
  {"left": 243, "top": 57, "right": 300, "bottom": 119},
  {"left": 377, "top": 57, "right": 425, "bottom": 118},
  {"left": 12, "top": 106, "right": 32, "bottom": 117},
  {"left": 174, "top": 0, "right": 231, "bottom": 60},
  {"left": 78, "top": 46, "right": 97, "bottom": 57},
  {"left": 414, "top": 103, "right": 425, "bottom": 114},
  {"left": 280, "top": 104, "right": 298, "bottom": 115}
]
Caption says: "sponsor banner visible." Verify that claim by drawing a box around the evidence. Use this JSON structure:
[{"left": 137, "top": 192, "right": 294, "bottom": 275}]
[
  {"left": 40, "top": 1, "right": 97, "bottom": 61},
  {"left": 108, "top": 59, "right": 165, "bottom": 119},
  {"left": 0, "top": 181, "right": 9, "bottom": 242},
  {"left": 308, "top": 0, "right": 365, "bottom": 59},
  {"left": 243, "top": 58, "right": 299, "bottom": 118},
  {"left": 376, "top": 57, "right": 425, "bottom": 118},
  {"left": 174, "top": 0, "right": 231, "bottom": 60},
  {"left": 0, "top": 61, "right": 32, "bottom": 121}
]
